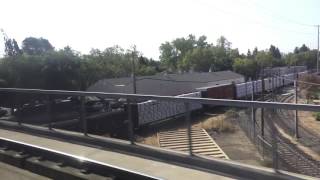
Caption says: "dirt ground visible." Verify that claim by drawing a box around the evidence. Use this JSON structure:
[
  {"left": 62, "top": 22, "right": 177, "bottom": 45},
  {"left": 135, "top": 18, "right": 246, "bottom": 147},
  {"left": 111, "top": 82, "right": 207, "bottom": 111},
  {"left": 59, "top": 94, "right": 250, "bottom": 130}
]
[
  {"left": 203, "top": 114, "right": 265, "bottom": 167},
  {"left": 136, "top": 108, "right": 267, "bottom": 167}
]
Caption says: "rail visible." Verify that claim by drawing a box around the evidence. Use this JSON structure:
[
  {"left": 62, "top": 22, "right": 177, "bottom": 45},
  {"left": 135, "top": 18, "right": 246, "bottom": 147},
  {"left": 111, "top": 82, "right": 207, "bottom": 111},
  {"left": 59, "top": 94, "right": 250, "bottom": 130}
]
[
  {"left": 0, "top": 87, "right": 319, "bottom": 179},
  {"left": 1, "top": 87, "right": 320, "bottom": 111}
]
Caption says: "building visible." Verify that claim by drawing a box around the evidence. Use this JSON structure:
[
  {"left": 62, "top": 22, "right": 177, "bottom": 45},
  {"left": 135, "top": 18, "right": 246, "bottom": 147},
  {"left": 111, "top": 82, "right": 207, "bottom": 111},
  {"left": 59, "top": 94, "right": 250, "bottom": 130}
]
[{"left": 87, "top": 70, "right": 245, "bottom": 96}]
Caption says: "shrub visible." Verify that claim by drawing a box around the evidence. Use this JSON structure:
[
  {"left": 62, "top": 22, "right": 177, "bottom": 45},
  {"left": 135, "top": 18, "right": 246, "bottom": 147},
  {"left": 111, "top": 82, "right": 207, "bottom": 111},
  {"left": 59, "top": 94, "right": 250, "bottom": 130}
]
[{"left": 314, "top": 112, "right": 320, "bottom": 121}]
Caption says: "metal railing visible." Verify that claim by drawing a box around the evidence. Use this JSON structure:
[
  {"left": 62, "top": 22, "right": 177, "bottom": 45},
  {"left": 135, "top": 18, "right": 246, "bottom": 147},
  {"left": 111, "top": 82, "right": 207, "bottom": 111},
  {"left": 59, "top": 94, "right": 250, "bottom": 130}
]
[{"left": 0, "top": 87, "right": 320, "bottom": 178}]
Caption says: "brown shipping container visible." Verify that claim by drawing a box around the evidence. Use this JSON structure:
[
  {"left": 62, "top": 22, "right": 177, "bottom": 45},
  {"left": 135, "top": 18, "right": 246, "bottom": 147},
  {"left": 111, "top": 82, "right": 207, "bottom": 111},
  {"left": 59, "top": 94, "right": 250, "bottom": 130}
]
[{"left": 206, "top": 84, "right": 235, "bottom": 99}]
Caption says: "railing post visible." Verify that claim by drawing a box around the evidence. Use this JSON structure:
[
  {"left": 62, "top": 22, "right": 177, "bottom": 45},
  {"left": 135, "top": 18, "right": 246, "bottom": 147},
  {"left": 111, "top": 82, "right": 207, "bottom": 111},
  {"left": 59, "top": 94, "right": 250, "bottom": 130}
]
[
  {"left": 185, "top": 102, "right": 193, "bottom": 156},
  {"left": 245, "top": 81, "right": 248, "bottom": 100},
  {"left": 16, "top": 95, "right": 22, "bottom": 126},
  {"left": 261, "top": 80, "right": 265, "bottom": 138},
  {"left": 294, "top": 80, "right": 299, "bottom": 138},
  {"left": 127, "top": 98, "right": 135, "bottom": 144},
  {"left": 46, "top": 95, "right": 53, "bottom": 130},
  {"left": 251, "top": 81, "right": 256, "bottom": 140},
  {"left": 80, "top": 96, "right": 87, "bottom": 136},
  {"left": 271, "top": 123, "right": 279, "bottom": 170}
]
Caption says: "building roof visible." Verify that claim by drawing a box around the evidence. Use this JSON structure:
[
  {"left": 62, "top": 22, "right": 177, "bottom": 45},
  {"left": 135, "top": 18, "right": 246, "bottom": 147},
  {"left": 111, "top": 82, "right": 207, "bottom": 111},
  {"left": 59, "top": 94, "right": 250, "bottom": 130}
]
[{"left": 87, "top": 70, "right": 244, "bottom": 96}]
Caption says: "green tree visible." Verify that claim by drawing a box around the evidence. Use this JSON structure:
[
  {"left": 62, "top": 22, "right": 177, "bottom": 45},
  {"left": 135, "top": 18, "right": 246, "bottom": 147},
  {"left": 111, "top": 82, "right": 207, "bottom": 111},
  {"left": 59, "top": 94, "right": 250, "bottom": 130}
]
[
  {"left": 22, "top": 37, "right": 54, "bottom": 55},
  {"left": 1, "top": 29, "right": 22, "bottom": 57},
  {"left": 269, "top": 45, "right": 281, "bottom": 59},
  {"left": 233, "top": 58, "right": 258, "bottom": 80}
]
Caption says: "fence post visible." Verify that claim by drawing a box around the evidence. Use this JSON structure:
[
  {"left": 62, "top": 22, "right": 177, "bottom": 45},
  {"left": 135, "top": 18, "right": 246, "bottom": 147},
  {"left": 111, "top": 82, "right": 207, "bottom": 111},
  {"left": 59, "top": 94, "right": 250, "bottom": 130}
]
[
  {"left": 251, "top": 81, "right": 256, "bottom": 140},
  {"left": 294, "top": 80, "right": 299, "bottom": 138},
  {"left": 80, "top": 96, "right": 87, "bottom": 136},
  {"left": 185, "top": 102, "right": 193, "bottom": 156},
  {"left": 261, "top": 78, "right": 265, "bottom": 138},
  {"left": 16, "top": 95, "right": 22, "bottom": 126},
  {"left": 245, "top": 81, "right": 248, "bottom": 100},
  {"left": 127, "top": 98, "right": 135, "bottom": 144},
  {"left": 271, "top": 122, "right": 279, "bottom": 170},
  {"left": 47, "top": 95, "right": 53, "bottom": 130}
]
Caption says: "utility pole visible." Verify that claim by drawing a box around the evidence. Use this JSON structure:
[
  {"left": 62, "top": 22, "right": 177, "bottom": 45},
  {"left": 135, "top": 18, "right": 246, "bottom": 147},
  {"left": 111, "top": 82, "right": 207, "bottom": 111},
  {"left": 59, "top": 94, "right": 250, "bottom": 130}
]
[
  {"left": 131, "top": 45, "right": 137, "bottom": 94},
  {"left": 317, "top": 25, "right": 319, "bottom": 74}
]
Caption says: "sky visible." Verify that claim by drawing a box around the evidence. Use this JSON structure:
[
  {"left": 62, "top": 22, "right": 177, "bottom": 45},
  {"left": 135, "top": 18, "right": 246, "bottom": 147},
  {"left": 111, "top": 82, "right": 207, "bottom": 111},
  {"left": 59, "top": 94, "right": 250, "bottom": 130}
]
[{"left": 0, "top": 0, "right": 319, "bottom": 59}]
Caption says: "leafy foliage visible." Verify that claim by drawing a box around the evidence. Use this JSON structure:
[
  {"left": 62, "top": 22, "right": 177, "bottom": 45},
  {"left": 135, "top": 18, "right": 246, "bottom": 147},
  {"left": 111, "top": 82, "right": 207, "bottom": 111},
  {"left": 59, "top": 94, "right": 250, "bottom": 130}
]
[
  {"left": 0, "top": 35, "right": 318, "bottom": 91},
  {"left": 22, "top": 37, "right": 54, "bottom": 55}
]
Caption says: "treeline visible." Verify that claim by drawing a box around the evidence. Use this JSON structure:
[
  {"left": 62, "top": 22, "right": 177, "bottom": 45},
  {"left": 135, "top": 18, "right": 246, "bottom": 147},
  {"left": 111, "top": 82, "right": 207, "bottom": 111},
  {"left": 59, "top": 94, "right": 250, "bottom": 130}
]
[
  {"left": 0, "top": 34, "right": 318, "bottom": 90},
  {"left": 159, "top": 35, "right": 317, "bottom": 80},
  {"left": 0, "top": 37, "right": 161, "bottom": 90}
]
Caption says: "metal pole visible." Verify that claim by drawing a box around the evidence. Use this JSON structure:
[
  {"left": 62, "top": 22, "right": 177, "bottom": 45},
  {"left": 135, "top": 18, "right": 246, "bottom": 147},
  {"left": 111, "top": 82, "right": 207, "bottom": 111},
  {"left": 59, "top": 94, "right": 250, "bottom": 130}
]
[
  {"left": 185, "top": 102, "right": 193, "bottom": 156},
  {"left": 245, "top": 81, "right": 248, "bottom": 100},
  {"left": 294, "top": 80, "right": 299, "bottom": 138},
  {"left": 127, "top": 98, "right": 135, "bottom": 144},
  {"left": 271, "top": 125, "right": 279, "bottom": 170},
  {"left": 132, "top": 47, "right": 137, "bottom": 94},
  {"left": 316, "top": 25, "right": 319, "bottom": 74},
  {"left": 80, "top": 96, "right": 87, "bottom": 136},
  {"left": 16, "top": 96, "right": 21, "bottom": 126},
  {"left": 251, "top": 81, "right": 256, "bottom": 140},
  {"left": 261, "top": 71, "right": 265, "bottom": 137},
  {"left": 272, "top": 77, "right": 275, "bottom": 101},
  {"left": 47, "top": 95, "right": 53, "bottom": 130}
]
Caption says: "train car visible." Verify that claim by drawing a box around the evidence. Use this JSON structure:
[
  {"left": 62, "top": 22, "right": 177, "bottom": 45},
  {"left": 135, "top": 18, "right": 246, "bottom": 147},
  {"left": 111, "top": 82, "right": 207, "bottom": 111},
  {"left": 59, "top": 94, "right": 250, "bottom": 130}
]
[
  {"left": 137, "top": 69, "right": 309, "bottom": 127},
  {"left": 254, "top": 80, "right": 262, "bottom": 93},
  {"left": 137, "top": 92, "right": 202, "bottom": 126},
  {"left": 235, "top": 83, "right": 247, "bottom": 99},
  {"left": 202, "top": 84, "right": 235, "bottom": 99}
]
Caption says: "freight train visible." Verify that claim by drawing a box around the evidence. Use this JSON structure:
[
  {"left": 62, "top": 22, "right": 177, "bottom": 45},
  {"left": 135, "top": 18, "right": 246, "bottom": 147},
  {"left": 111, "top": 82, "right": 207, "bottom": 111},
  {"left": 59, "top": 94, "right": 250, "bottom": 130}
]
[{"left": 135, "top": 70, "right": 308, "bottom": 126}]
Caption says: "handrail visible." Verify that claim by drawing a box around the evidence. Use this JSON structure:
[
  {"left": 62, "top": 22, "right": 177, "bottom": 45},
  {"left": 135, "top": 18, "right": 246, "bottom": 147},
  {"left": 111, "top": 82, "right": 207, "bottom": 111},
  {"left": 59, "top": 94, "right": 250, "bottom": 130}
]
[
  {"left": 1, "top": 87, "right": 320, "bottom": 112},
  {"left": 0, "top": 87, "right": 319, "bottom": 178}
]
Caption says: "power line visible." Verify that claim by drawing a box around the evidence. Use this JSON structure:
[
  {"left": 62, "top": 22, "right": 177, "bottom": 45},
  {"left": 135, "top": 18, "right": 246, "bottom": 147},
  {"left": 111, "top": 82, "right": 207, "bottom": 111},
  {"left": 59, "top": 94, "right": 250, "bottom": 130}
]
[
  {"left": 240, "top": 0, "right": 315, "bottom": 28},
  {"left": 197, "top": 0, "right": 315, "bottom": 36}
]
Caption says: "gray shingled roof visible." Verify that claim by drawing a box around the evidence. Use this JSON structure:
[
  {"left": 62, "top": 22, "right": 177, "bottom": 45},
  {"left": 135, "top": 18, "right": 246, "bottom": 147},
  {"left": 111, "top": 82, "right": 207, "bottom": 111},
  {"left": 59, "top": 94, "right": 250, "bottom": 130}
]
[{"left": 87, "top": 70, "right": 244, "bottom": 96}]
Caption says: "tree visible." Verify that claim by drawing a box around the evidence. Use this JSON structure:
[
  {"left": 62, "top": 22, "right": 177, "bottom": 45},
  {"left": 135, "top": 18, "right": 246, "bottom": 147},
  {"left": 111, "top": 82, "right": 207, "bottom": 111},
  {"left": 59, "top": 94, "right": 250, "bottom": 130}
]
[
  {"left": 22, "top": 37, "right": 54, "bottom": 55},
  {"left": 180, "top": 47, "right": 214, "bottom": 72},
  {"left": 159, "top": 34, "right": 210, "bottom": 71},
  {"left": 216, "top": 36, "right": 231, "bottom": 50},
  {"left": 252, "top": 47, "right": 258, "bottom": 57},
  {"left": 269, "top": 45, "right": 281, "bottom": 59},
  {"left": 299, "top": 44, "right": 310, "bottom": 53},
  {"left": 159, "top": 42, "right": 178, "bottom": 71},
  {"left": 233, "top": 58, "right": 258, "bottom": 80},
  {"left": 255, "top": 51, "right": 274, "bottom": 70},
  {"left": 1, "top": 29, "right": 22, "bottom": 57},
  {"left": 247, "top": 49, "right": 252, "bottom": 58}
]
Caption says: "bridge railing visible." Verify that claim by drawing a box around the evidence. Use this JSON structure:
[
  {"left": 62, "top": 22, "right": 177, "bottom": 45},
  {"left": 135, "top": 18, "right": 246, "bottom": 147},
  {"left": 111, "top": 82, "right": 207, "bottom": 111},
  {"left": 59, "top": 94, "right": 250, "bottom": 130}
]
[{"left": 0, "top": 87, "right": 320, "bottom": 178}]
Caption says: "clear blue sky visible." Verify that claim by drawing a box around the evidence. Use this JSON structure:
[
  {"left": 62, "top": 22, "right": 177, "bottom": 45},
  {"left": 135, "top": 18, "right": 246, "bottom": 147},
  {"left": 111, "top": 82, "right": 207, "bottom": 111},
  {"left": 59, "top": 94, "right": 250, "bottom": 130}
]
[{"left": 0, "top": 0, "right": 319, "bottom": 59}]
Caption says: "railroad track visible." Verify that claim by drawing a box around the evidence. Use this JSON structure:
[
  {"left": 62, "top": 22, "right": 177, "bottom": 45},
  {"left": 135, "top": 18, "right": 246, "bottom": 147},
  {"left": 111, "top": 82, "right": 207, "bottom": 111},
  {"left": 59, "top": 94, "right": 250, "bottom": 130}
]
[
  {"left": 277, "top": 94, "right": 320, "bottom": 148},
  {"left": 237, "top": 89, "right": 320, "bottom": 177},
  {"left": 0, "top": 138, "right": 160, "bottom": 180},
  {"left": 158, "top": 127, "right": 229, "bottom": 159},
  {"left": 267, "top": 91, "right": 320, "bottom": 177}
]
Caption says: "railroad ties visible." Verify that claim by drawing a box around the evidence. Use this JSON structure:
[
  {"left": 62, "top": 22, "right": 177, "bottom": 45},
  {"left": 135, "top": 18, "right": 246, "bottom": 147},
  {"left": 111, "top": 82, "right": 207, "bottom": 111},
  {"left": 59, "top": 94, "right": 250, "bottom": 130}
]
[{"left": 158, "top": 127, "right": 229, "bottom": 159}]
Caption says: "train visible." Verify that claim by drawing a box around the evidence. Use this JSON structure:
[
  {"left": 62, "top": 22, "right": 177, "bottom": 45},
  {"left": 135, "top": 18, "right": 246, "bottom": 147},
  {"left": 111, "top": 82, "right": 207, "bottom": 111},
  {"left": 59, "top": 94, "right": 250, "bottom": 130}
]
[
  {"left": 0, "top": 67, "right": 309, "bottom": 132},
  {"left": 135, "top": 70, "right": 309, "bottom": 126}
]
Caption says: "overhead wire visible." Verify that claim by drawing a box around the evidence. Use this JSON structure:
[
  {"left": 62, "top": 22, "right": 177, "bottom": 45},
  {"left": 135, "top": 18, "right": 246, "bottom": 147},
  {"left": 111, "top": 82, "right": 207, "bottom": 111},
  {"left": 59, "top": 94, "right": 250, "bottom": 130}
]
[
  {"left": 239, "top": 0, "right": 315, "bottom": 28},
  {"left": 197, "top": 0, "right": 316, "bottom": 36}
]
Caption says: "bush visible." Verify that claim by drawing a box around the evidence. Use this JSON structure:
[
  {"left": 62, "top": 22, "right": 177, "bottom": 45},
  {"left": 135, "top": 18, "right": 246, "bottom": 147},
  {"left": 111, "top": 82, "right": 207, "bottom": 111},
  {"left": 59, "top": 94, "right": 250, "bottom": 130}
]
[
  {"left": 201, "top": 116, "right": 235, "bottom": 133},
  {"left": 314, "top": 112, "right": 320, "bottom": 121}
]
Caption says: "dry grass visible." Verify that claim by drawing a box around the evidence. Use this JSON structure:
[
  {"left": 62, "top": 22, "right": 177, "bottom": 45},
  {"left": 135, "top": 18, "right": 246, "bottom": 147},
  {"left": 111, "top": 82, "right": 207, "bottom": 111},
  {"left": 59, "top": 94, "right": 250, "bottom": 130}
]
[
  {"left": 135, "top": 134, "right": 159, "bottom": 147},
  {"left": 260, "top": 159, "right": 273, "bottom": 168},
  {"left": 200, "top": 114, "right": 236, "bottom": 133}
]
